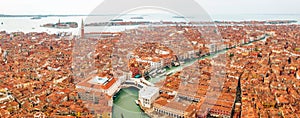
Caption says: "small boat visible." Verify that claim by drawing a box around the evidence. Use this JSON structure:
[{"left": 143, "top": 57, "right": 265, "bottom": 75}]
[
  {"left": 173, "top": 62, "right": 180, "bottom": 67},
  {"left": 1, "top": 22, "right": 3, "bottom": 25},
  {"left": 161, "top": 72, "right": 167, "bottom": 76},
  {"left": 130, "top": 16, "right": 144, "bottom": 19},
  {"left": 110, "top": 19, "right": 123, "bottom": 21},
  {"left": 173, "top": 16, "right": 185, "bottom": 18},
  {"left": 166, "top": 72, "right": 173, "bottom": 76},
  {"left": 31, "top": 16, "right": 42, "bottom": 20},
  {"left": 150, "top": 73, "right": 157, "bottom": 77},
  {"left": 144, "top": 75, "right": 151, "bottom": 80},
  {"left": 180, "top": 61, "right": 185, "bottom": 64},
  {"left": 134, "top": 74, "right": 142, "bottom": 78},
  {"left": 135, "top": 100, "right": 139, "bottom": 104}
]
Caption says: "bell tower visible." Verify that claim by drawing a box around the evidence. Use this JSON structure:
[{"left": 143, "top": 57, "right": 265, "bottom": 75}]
[{"left": 81, "top": 19, "right": 84, "bottom": 38}]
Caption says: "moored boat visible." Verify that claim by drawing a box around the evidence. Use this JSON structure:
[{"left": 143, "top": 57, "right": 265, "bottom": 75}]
[
  {"left": 130, "top": 16, "right": 144, "bottom": 19},
  {"left": 31, "top": 16, "right": 42, "bottom": 20}
]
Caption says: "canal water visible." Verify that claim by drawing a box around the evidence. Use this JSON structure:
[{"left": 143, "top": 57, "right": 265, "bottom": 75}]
[
  {"left": 112, "top": 87, "right": 150, "bottom": 118},
  {"left": 147, "top": 50, "right": 226, "bottom": 84}
]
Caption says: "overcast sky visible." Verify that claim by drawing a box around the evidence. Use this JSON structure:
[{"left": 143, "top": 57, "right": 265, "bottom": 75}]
[{"left": 1, "top": 0, "right": 300, "bottom": 15}]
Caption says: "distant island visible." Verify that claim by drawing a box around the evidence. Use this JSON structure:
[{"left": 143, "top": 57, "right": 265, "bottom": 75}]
[
  {"left": 85, "top": 20, "right": 298, "bottom": 27},
  {"left": 0, "top": 14, "right": 137, "bottom": 17},
  {"left": 0, "top": 14, "right": 84, "bottom": 17},
  {"left": 214, "top": 20, "right": 298, "bottom": 24},
  {"left": 41, "top": 19, "right": 78, "bottom": 29}
]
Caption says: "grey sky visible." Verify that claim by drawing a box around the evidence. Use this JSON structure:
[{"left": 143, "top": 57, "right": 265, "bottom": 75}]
[{"left": 0, "top": 0, "right": 299, "bottom": 15}]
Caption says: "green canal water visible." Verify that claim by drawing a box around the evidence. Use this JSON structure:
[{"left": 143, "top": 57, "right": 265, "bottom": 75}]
[{"left": 112, "top": 87, "right": 150, "bottom": 118}]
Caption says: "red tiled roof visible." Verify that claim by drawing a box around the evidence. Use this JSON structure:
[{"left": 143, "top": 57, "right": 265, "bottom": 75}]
[{"left": 101, "top": 78, "right": 116, "bottom": 90}]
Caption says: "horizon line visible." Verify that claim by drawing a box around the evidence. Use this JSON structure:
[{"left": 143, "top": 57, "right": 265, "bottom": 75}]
[{"left": 1, "top": 13, "right": 300, "bottom": 16}]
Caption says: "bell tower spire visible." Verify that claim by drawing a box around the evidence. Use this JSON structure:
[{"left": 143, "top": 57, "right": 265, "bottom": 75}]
[{"left": 81, "top": 19, "right": 84, "bottom": 38}]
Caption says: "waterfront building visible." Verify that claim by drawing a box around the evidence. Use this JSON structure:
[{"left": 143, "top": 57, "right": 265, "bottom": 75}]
[
  {"left": 75, "top": 75, "right": 121, "bottom": 117},
  {"left": 205, "top": 43, "right": 217, "bottom": 54},
  {"left": 135, "top": 56, "right": 163, "bottom": 71},
  {"left": 138, "top": 86, "right": 159, "bottom": 108},
  {"left": 76, "top": 75, "right": 121, "bottom": 97},
  {"left": 153, "top": 97, "right": 196, "bottom": 118}
]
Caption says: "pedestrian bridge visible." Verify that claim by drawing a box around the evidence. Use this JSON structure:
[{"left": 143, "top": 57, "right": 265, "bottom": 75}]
[{"left": 120, "top": 77, "right": 154, "bottom": 90}]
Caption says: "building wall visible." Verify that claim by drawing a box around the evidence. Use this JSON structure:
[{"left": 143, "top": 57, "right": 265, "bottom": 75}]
[
  {"left": 138, "top": 88, "right": 159, "bottom": 108},
  {"left": 105, "top": 79, "right": 121, "bottom": 96},
  {"left": 136, "top": 58, "right": 163, "bottom": 70},
  {"left": 153, "top": 105, "right": 185, "bottom": 118}
]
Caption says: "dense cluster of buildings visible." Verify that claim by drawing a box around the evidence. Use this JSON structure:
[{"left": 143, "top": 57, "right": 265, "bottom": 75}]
[
  {"left": 134, "top": 24, "right": 300, "bottom": 118},
  {"left": 0, "top": 22, "right": 299, "bottom": 118},
  {"left": 232, "top": 25, "right": 300, "bottom": 118},
  {"left": 0, "top": 31, "right": 92, "bottom": 117}
]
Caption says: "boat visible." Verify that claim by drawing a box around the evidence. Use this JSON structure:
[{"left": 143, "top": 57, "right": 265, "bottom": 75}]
[
  {"left": 161, "top": 69, "right": 166, "bottom": 73},
  {"left": 158, "top": 73, "right": 166, "bottom": 77},
  {"left": 149, "top": 71, "right": 155, "bottom": 75},
  {"left": 130, "top": 16, "right": 144, "bottom": 19},
  {"left": 157, "top": 69, "right": 162, "bottom": 74},
  {"left": 144, "top": 75, "right": 151, "bottom": 80},
  {"left": 31, "top": 16, "right": 42, "bottom": 20},
  {"left": 110, "top": 19, "right": 123, "bottom": 22},
  {"left": 173, "top": 62, "right": 180, "bottom": 67},
  {"left": 150, "top": 73, "right": 157, "bottom": 77},
  {"left": 1, "top": 22, "right": 3, "bottom": 25},
  {"left": 173, "top": 16, "right": 185, "bottom": 18},
  {"left": 113, "top": 92, "right": 120, "bottom": 100},
  {"left": 166, "top": 72, "right": 173, "bottom": 76},
  {"left": 180, "top": 61, "right": 185, "bottom": 64},
  {"left": 134, "top": 74, "right": 142, "bottom": 78},
  {"left": 135, "top": 100, "right": 139, "bottom": 104}
]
